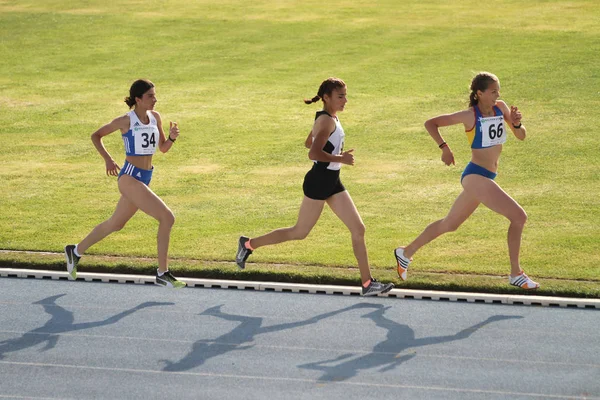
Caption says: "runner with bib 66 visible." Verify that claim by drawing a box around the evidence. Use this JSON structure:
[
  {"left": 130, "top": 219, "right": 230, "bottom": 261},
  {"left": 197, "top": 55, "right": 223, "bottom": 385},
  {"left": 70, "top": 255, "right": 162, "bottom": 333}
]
[{"left": 394, "top": 72, "right": 539, "bottom": 290}]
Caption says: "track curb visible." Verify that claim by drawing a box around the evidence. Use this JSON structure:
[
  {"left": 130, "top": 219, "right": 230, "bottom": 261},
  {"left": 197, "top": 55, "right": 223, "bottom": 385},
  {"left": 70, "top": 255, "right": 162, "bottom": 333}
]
[{"left": 2, "top": 268, "right": 599, "bottom": 309}]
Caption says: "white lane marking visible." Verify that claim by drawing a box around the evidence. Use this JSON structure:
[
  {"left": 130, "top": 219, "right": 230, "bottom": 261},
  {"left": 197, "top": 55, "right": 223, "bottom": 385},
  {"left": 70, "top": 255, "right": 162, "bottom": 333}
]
[
  {"left": 0, "top": 330, "right": 598, "bottom": 369},
  {"left": 0, "top": 360, "right": 596, "bottom": 399}
]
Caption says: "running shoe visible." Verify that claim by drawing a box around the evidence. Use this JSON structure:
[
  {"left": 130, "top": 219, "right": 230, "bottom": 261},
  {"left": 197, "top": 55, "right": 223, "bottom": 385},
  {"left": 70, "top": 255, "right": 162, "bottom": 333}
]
[
  {"left": 509, "top": 272, "right": 540, "bottom": 290},
  {"left": 156, "top": 271, "right": 187, "bottom": 288},
  {"left": 394, "top": 247, "right": 412, "bottom": 281},
  {"left": 64, "top": 245, "right": 80, "bottom": 279},
  {"left": 362, "top": 278, "right": 395, "bottom": 297},
  {"left": 236, "top": 236, "right": 252, "bottom": 269}
]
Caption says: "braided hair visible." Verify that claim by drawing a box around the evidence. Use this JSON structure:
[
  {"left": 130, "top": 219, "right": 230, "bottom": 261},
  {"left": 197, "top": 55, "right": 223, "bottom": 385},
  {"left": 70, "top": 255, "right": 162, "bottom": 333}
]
[{"left": 304, "top": 77, "right": 346, "bottom": 105}]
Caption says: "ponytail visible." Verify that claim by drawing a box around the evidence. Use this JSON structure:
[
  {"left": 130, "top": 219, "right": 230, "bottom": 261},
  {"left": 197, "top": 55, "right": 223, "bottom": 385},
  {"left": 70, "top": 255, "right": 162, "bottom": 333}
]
[
  {"left": 304, "top": 95, "right": 320, "bottom": 104},
  {"left": 469, "top": 92, "right": 478, "bottom": 107},
  {"left": 304, "top": 77, "right": 346, "bottom": 105},
  {"left": 124, "top": 96, "right": 136, "bottom": 108}
]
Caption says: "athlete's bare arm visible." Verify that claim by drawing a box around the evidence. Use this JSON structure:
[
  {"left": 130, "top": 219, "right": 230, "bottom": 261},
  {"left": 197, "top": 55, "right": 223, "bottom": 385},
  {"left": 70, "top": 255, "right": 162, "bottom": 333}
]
[
  {"left": 424, "top": 109, "right": 473, "bottom": 166},
  {"left": 91, "top": 114, "right": 129, "bottom": 176}
]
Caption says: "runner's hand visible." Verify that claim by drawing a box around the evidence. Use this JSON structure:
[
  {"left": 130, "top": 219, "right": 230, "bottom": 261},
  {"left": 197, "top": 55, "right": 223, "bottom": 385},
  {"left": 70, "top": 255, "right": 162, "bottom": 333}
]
[
  {"left": 510, "top": 106, "right": 522, "bottom": 126},
  {"left": 105, "top": 159, "right": 120, "bottom": 176},
  {"left": 441, "top": 146, "right": 455, "bottom": 166},
  {"left": 169, "top": 121, "right": 180, "bottom": 141},
  {"left": 341, "top": 149, "right": 355, "bottom": 166}
]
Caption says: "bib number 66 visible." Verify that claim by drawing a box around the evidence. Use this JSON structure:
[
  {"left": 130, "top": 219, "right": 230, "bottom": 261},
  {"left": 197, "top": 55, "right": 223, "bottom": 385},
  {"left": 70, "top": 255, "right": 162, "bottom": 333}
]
[{"left": 488, "top": 123, "right": 504, "bottom": 139}]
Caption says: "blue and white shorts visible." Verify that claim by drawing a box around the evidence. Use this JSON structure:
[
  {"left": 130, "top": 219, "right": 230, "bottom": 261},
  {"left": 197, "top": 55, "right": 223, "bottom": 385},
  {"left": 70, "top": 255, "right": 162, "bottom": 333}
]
[{"left": 118, "top": 161, "right": 153, "bottom": 186}]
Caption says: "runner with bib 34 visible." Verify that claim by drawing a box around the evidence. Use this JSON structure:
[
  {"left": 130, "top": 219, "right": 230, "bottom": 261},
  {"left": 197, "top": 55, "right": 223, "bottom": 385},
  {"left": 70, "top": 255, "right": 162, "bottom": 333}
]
[
  {"left": 394, "top": 72, "right": 540, "bottom": 290},
  {"left": 64, "top": 79, "right": 186, "bottom": 289}
]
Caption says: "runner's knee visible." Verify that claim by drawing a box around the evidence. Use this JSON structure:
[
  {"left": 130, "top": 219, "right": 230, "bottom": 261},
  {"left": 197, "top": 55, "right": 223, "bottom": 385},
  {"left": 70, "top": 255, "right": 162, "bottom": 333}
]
[
  {"left": 350, "top": 222, "right": 366, "bottom": 238},
  {"left": 159, "top": 209, "right": 175, "bottom": 227},
  {"left": 511, "top": 208, "right": 527, "bottom": 227}
]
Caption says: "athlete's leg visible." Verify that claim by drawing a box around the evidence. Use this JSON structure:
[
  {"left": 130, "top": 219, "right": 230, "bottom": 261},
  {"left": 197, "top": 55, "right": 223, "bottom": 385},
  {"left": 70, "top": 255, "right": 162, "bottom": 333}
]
[
  {"left": 77, "top": 195, "right": 139, "bottom": 254},
  {"left": 249, "top": 196, "right": 325, "bottom": 249},
  {"left": 461, "top": 175, "right": 528, "bottom": 276},
  {"left": 118, "top": 175, "right": 175, "bottom": 272},
  {"left": 403, "top": 190, "right": 480, "bottom": 259},
  {"left": 326, "top": 191, "right": 372, "bottom": 284}
]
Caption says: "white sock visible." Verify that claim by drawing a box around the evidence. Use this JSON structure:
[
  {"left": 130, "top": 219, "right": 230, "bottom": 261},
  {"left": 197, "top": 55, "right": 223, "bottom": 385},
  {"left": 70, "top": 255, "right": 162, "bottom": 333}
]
[
  {"left": 157, "top": 269, "right": 168, "bottom": 277},
  {"left": 73, "top": 245, "right": 81, "bottom": 258}
]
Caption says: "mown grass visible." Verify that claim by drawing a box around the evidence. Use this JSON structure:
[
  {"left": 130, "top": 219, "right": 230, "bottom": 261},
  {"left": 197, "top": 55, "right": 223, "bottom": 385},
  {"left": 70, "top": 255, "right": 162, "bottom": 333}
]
[{"left": 0, "top": 0, "right": 599, "bottom": 296}]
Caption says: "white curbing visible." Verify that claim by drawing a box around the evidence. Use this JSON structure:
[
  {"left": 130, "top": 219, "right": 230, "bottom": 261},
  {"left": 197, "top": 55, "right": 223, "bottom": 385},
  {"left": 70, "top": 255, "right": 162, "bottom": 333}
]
[{"left": 1, "top": 268, "right": 598, "bottom": 309}]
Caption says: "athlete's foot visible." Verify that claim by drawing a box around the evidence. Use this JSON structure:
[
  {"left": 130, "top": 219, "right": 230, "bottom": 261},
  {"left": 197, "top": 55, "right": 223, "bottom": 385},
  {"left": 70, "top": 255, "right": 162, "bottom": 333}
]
[
  {"left": 236, "top": 236, "right": 253, "bottom": 269},
  {"left": 509, "top": 271, "right": 540, "bottom": 290},
  {"left": 156, "top": 270, "right": 187, "bottom": 289},
  {"left": 361, "top": 278, "right": 394, "bottom": 297},
  {"left": 394, "top": 247, "right": 412, "bottom": 281},
  {"left": 64, "top": 245, "right": 80, "bottom": 279}
]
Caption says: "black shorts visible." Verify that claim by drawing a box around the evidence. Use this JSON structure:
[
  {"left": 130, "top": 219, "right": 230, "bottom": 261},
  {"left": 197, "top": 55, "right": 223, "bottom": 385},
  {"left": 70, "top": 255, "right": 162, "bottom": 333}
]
[{"left": 302, "top": 165, "right": 346, "bottom": 200}]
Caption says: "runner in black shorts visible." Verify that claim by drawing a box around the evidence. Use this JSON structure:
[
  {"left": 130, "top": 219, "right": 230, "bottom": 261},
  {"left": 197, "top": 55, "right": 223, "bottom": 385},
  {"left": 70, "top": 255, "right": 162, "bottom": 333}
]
[
  {"left": 236, "top": 77, "right": 394, "bottom": 297},
  {"left": 302, "top": 126, "right": 346, "bottom": 201}
]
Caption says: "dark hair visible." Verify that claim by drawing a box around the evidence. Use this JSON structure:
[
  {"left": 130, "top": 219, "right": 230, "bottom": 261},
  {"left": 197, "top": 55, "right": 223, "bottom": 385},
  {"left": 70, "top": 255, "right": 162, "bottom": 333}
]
[
  {"left": 124, "top": 79, "right": 155, "bottom": 108},
  {"left": 304, "top": 77, "right": 346, "bottom": 105},
  {"left": 469, "top": 72, "right": 499, "bottom": 107}
]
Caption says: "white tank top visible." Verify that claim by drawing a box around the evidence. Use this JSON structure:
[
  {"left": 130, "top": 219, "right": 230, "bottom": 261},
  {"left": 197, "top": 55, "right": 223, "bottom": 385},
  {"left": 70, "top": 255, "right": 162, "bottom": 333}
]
[
  {"left": 311, "top": 111, "right": 345, "bottom": 171},
  {"left": 122, "top": 110, "right": 159, "bottom": 156}
]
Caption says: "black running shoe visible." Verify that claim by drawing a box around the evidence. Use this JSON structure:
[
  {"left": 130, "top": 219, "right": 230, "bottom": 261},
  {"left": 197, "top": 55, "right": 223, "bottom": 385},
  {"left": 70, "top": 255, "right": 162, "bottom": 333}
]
[
  {"left": 361, "top": 278, "right": 394, "bottom": 297},
  {"left": 236, "top": 236, "right": 252, "bottom": 269},
  {"left": 64, "top": 245, "right": 80, "bottom": 279},
  {"left": 156, "top": 271, "right": 187, "bottom": 288}
]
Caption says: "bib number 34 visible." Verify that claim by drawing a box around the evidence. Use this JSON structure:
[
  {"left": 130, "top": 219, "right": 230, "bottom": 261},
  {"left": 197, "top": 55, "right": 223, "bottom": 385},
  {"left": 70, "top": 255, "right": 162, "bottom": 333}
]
[{"left": 141, "top": 132, "right": 156, "bottom": 148}]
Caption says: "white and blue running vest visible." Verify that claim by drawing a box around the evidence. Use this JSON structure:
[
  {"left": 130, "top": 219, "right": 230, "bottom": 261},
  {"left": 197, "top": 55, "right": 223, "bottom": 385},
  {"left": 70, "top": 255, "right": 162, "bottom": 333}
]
[
  {"left": 122, "top": 110, "right": 159, "bottom": 156},
  {"left": 311, "top": 110, "right": 345, "bottom": 171}
]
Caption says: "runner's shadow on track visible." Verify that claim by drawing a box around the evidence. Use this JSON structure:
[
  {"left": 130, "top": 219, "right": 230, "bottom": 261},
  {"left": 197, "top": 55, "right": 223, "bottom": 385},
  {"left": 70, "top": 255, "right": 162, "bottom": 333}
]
[
  {"left": 0, "top": 293, "right": 173, "bottom": 360},
  {"left": 161, "top": 302, "right": 384, "bottom": 372},
  {"left": 298, "top": 306, "right": 523, "bottom": 382}
]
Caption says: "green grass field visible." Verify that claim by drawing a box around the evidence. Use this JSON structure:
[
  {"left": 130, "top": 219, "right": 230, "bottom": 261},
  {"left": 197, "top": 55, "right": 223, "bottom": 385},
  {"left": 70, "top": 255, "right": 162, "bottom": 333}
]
[{"left": 1, "top": 0, "right": 599, "bottom": 297}]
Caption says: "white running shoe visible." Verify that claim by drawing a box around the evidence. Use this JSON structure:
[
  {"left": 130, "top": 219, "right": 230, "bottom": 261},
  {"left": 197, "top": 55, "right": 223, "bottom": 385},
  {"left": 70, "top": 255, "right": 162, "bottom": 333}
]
[
  {"left": 394, "top": 247, "right": 412, "bottom": 281},
  {"left": 509, "top": 272, "right": 540, "bottom": 290}
]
